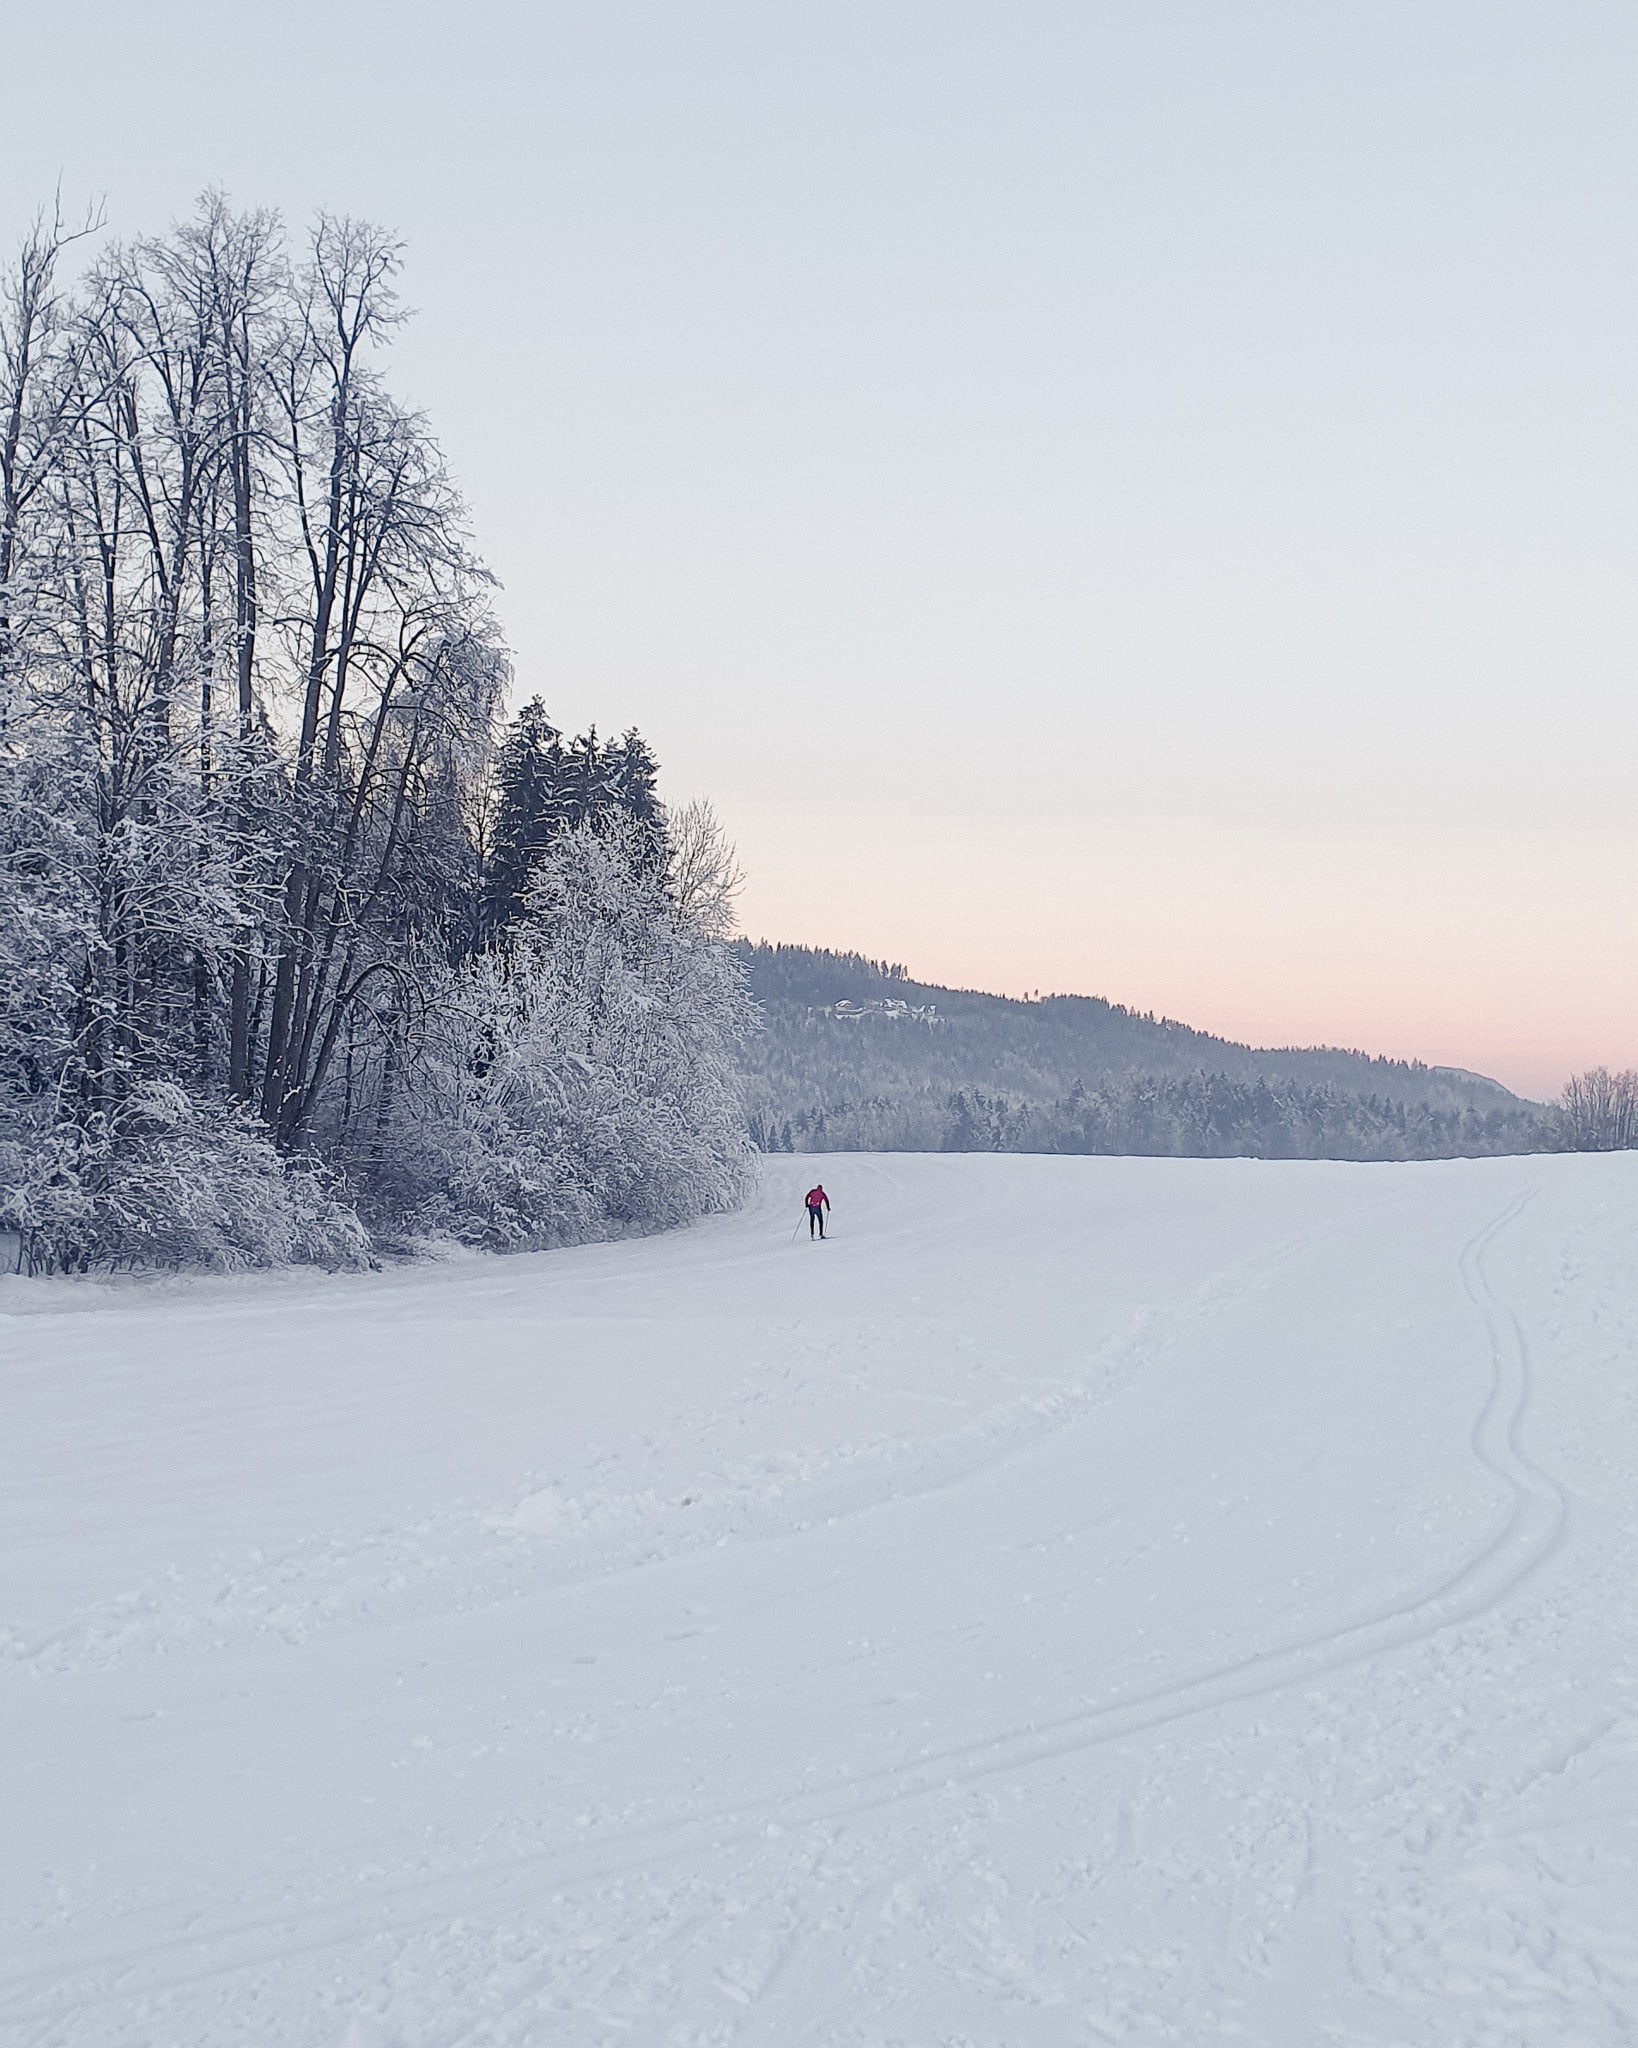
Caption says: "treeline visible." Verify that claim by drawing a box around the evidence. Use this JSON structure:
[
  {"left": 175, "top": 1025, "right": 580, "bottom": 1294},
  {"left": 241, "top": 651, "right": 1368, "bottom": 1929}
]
[
  {"left": 744, "top": 957, "right": 1638, "bottom": 1164},
  {"left": 737, "top": 943, "right": 1525, "bottom": 1115},
  {"left": 739, "top": 942, "right": 1551, "bottom": 1162},
  {"left": 752, "top": 1074, "right": 1546, "bottom": 1161},
  {"left": 0, "top": 198, "right": 753, "bottom": 1273}
]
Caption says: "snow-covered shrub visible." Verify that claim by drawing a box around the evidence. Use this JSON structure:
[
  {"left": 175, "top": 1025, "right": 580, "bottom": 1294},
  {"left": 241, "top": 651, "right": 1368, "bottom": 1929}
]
[
  {"left": 0, "top": 1084, "right": 369, "bottom": 1274},
  {"left": 369, "top": 818, "right": 756, "bottom": 1251}
]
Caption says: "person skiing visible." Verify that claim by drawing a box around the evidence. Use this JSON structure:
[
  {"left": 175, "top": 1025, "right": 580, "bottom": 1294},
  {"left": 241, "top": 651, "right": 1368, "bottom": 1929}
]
[{"left": 804, "top": 1182, "right": 830, "bottom": 1239}]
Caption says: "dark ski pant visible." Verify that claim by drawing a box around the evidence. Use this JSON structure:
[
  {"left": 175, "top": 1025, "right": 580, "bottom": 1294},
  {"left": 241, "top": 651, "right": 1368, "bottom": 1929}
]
[{"left": 808, "top": 1207, "right": 826, "bottom": 1237}]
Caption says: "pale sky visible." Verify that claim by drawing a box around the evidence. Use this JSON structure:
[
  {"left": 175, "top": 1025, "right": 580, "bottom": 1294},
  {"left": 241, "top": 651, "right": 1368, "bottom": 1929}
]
[{"left": 5, "top": 2, "right": 1635, "bottom": 1097}]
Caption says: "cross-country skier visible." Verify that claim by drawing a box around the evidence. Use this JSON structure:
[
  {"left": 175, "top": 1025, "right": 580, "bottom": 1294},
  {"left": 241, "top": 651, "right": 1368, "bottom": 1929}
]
[{"left": 804, "top": 1182, "right": 830, "bottom": 1239}]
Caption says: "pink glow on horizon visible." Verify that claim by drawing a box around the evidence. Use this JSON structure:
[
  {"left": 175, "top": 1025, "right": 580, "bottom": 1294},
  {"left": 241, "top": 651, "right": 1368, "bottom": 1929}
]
[{"left": 729, "top": 808, "right": 1638, "bottom": 1103}]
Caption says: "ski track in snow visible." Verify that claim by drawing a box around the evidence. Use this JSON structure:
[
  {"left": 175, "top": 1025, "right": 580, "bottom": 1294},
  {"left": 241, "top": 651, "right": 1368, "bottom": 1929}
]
[
  {"left": 533, "top": 1191, "right": 1572, "bottom": 1864},
  {"left": 3, "top": 1152, "right": 1637, "bottom": 2046}
]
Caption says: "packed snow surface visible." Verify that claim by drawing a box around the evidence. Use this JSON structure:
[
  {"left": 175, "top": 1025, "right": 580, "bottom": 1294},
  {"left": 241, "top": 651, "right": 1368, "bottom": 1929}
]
[{"left": 4, "top": 1152, "right": 1637, "bottom": 2046}]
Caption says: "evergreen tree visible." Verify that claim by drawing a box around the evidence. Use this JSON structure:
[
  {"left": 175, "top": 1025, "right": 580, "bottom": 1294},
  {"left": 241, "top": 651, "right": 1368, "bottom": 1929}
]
[
  {"left": 486, "top": 709, "right": 671, "bottom": 938},
  {"left": 604, "top": 727, "right": 666, "bottom": 863},
  {"left": 485, "top": 698, "right": 564, "bottom": 936},
  {"left": 559, "top": 727, "right": 608, "bottom": 831}
]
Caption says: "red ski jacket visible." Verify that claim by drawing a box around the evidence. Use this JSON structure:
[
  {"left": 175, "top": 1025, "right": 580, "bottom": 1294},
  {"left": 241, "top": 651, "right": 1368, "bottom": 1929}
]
[{"left": 805, "top": 1186, "right": 828, "bottom": 1211}]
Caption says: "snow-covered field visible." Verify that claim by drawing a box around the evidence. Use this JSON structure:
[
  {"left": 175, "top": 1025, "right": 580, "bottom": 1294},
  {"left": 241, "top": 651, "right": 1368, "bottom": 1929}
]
[{"left": 4, "top": 1152, "right": 1637, "bottom": 2047}]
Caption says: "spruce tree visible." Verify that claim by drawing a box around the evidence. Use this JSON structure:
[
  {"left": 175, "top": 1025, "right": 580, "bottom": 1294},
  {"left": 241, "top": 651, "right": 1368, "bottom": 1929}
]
[
  {"left": 604, "top": 728, "right": 665, "bottom": 859},
  {"left": 484, "top": 708, "right": 672, "bottom": 938},
  {"left": 485, "top": 697, "right": 563, "bottom": 937},
  {"left": 558, "top": 728, "right": 607, "bottom": 831}
]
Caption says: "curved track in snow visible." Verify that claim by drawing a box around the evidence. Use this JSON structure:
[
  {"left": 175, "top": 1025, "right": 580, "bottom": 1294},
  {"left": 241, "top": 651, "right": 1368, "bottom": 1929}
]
[{"left": 352, "top": 1186, "right": 1576, "bottom": 1892}]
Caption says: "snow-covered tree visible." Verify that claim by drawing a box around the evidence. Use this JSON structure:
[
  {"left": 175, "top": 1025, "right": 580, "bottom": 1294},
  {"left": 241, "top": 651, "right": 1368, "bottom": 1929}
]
[
  {"left": 1554, "top": 1068, "right": 1638, "bottom": 1151},
  {"left": 0, "top": 195, "right": 755, "bottom": 1271},
  {"left": 666, "top": 798, "right": 744, "bottom": 941},
  {"left": 365, "top": 816, "right": 756, "bottom": 1249}
]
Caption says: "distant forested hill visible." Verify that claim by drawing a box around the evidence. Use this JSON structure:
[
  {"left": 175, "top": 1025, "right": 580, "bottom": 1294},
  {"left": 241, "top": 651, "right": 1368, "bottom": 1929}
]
[{"left": 737, "top": 942, "right": 1546, "bottom": 1161}]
